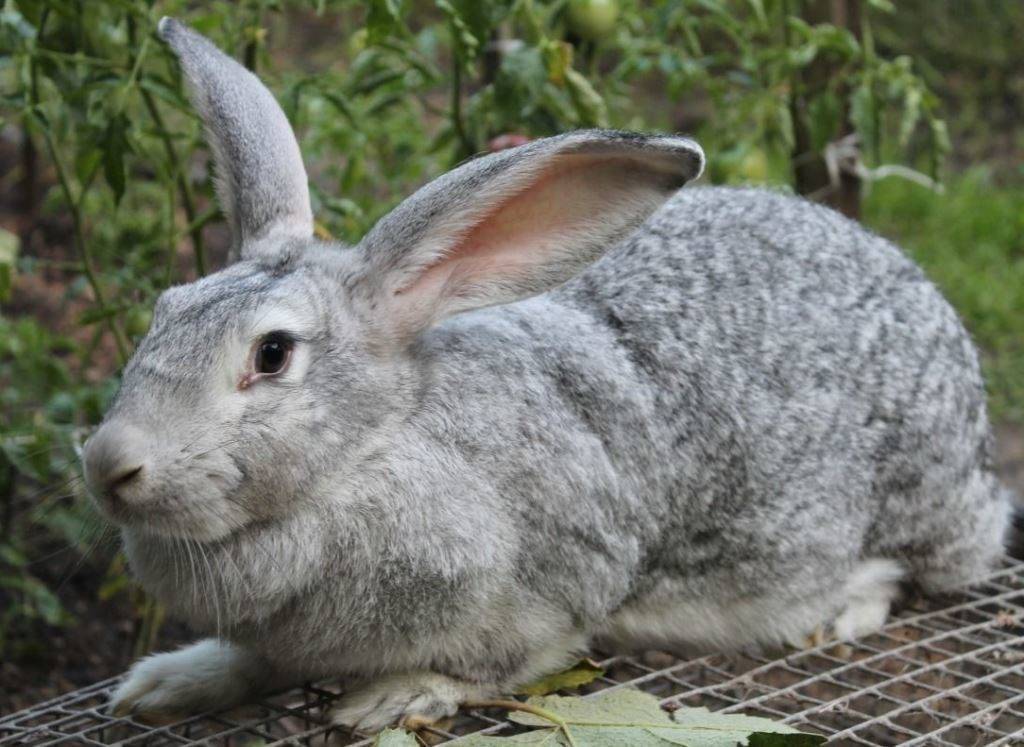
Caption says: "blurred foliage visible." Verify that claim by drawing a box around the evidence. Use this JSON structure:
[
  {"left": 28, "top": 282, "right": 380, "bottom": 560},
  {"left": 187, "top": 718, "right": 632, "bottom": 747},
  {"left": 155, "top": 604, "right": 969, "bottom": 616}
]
[
  {"left": 864, "top": 169, "right": 1024, "bottom": 426},
  {"left": 874, "top": 0, "right": 1024, "bottom": 175},
  {"left": 0, "top": 0, "right": 1017, "bottom": 661}
]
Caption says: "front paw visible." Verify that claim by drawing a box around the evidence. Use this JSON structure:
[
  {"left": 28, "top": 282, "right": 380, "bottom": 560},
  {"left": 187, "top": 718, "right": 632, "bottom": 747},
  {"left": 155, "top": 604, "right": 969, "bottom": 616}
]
[
  {"left": 330, "top": 672, "right": 481, "bottom": 733},
  {"left": 110, "top": 639, "right": 259, "bottom": 720}
]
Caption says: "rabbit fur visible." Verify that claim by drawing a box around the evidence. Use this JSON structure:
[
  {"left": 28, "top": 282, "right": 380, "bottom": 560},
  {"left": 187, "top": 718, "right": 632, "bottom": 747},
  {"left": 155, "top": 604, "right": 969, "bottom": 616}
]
[{"left": 85, "top": 18, "right": 1013, "bottom": 731}]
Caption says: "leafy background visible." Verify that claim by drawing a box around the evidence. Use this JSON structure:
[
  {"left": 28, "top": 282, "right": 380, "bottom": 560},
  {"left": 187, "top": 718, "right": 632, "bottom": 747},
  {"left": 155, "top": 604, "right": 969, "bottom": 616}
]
[{"left": 1, "top": 0, "right": 1022, "bottom": 713}]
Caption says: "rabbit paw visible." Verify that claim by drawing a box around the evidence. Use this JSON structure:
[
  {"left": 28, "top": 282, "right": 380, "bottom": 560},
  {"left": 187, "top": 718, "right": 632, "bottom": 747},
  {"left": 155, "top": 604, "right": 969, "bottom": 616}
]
[
  {"left": 110, "top": 639, "right": 261, "bottom": 720},
  {"left": 330, "top": 672, "right": 482, "bottom": 733},
  {"left": 833, "top": 558, "right": 903, "bottom": 640}
]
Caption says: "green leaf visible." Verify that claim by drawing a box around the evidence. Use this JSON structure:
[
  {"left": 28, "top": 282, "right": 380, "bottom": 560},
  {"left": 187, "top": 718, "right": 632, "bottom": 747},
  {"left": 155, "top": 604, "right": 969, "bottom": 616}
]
[
  {"left": 321, "top": 91, "right": 359, "bottom": 126},
  {"left": 78, "top": 304, "right": 129, "bottom": 326},
  {"left": 849, "top": 79, "right": 879, "bottom": 161},
  {"left": 653, "top": 707, "right": 822, "bottom": 746},
  {"left": 542, "top": 40, "right": 573, "bottom": 86},
  {"left": 373, "top": 728, "right": 419, "bottom": 746},
  {"left": 436, "top": 0, "right": 480, "bottom": 61},
  {"left": 103, "top": 114, "right": 130, "bottom": 206},
  {"left": 745, "top": 0, "right": 767, "bottom": 29},
  {"left": 930, "top": 118, "right": 951, "bottom": 156},
  {"left": 508, "top": 690, "right": 667, "bottom": 727},
  {"left": 897, "top": 84, "right": 922, "bottom": 147},
  {"left": 0, "top": 4, "right": 37, "bottom": 43},
  {"left": 0, "top": 226, "right": 18, "bottom": 303},
  {"left": 494, "top": 45, "right": 547, "bottom": 114},
  {"left": 0, "top": 572, "right": 66, "bottom": 626},
  {"left": 0, "top": 542, "right": 28, "bottom": 567},
  {"left": 367, "top": 0, "right": 404, "bottom": 44},
  {"left": 139, "top": 75, "right": 191, "bottom": 112},
  {"left": 564, "top": 69, "right": 608, "bottom": 127},
  {"left": 460, "top": 690, "right": 824, "bottom": 746},
  {"left": 74, "top": 146, "right": 103, "bottom": 186},
  {"left": 518, "top": 659, "right": 605, "bottom": 696},
  {"left": 789, "top": 42, "right": 818, "bottom": 68},
  {"left": 863, "top": 0, "right": 895, "bottom": 12},
  {"left": 458, "top": 731, "right": 564, "bottom": 745},
  {"left": 98, "top": 573, "right": 129, "bottom": 601},
  {"left": 447, "top": 0, "right": 513, "bottom": 46},
  {"left": 807, "top": 92, "right": 842, "bottom": 152}
]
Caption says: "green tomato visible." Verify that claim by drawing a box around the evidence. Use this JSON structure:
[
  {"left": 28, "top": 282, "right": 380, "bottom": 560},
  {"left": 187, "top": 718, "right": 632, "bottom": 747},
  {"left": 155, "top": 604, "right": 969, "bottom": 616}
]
[
  {"left": 348, "top": 28, "right": 368, "bottom": 57},
  {"left": 567, "top": 0, "right": 620, "bottom": 42},
  {"left": 125, "top": 307, "right": 152, "bottom": 339},
  {"left": 738, "top": 149, "right": 769, "bottom": 182}
]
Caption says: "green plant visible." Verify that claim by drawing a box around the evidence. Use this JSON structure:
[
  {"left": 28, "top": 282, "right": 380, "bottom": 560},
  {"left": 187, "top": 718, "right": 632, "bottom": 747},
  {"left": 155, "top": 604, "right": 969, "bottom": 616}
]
[
  {"left": 0, "top": 0, "right": 998, "bottom": 665},
  {"left": 0, "top": 315, "right": 111, "bottom": 651},
  {"left": 374, "top": 688, "right": 824, "bottom": 745},
  {"left": 864, "top": 170, "right": 1024, "bottom": 425}
]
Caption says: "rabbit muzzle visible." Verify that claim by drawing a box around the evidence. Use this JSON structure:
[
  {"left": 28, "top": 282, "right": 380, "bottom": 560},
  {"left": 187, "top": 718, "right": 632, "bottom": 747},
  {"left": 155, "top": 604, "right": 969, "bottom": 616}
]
[{"left": 83, "top": 421, "right": 151, "bottom": 518}]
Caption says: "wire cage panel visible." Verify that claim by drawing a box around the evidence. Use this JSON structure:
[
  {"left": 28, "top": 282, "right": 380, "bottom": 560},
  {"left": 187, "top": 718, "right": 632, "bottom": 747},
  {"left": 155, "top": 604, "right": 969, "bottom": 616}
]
[{"left": 3, "top": 560, "right": 1022, "bottom": 746}]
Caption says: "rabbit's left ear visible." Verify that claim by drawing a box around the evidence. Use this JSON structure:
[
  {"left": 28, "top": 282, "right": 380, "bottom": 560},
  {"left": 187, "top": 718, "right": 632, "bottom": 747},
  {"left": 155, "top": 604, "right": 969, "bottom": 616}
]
[
  {"left": 355, "top": 130, "right": 704, "bottom": 342},
  {"left": 159, "top": 18, "right": 313, "bottom": 262}
]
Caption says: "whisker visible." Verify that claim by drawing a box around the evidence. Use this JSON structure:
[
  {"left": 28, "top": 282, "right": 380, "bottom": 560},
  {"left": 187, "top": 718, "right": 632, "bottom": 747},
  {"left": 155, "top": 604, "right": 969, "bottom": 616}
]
[
  {"left": 186, "top": 439, "right": 244, "bottom": 462},
  {"left": 18, "top": 474, "right": 86, "bottom": 508},
  {"left": 54, "top": 521, "right": 116, "bottom": 594},
  {"left": 195, "top": 539, "right": 221, "bottom": 639},
  {"left": 182, "top": 537, "right": 200, "bottom": 616}
]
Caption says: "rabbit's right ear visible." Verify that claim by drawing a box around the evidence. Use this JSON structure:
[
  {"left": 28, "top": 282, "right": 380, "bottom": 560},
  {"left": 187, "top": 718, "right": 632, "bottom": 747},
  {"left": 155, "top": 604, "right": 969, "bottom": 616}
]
[
  {"left": 355, "top": 130, "right": 704, "bottom": 343},
  {"left": 158, "top": 18, "right": 313, "bottom": 262}
]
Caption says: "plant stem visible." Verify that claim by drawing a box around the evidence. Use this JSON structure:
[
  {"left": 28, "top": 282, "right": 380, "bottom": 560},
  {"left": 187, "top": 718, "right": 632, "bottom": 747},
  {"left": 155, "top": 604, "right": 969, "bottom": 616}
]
[
  {"left": 22, "top": 258, "right": 85, "bottom": 272},
  {"left": 35, "top": 48, "right": 126, "bottom": 69},
  {"left": 243, "top": 3, "right": 263, "bottom": 73},
  {"left": 18, "top": 123, "right": 37, "bottom": 235},
  {"left": 449, "top": 34, "right": 475, "bottom": 162},
  {"left": 177, "top": 207, "right": 220, "bottom": 242},
  {"left": 0, "top": 456, "right": 13, "bottom": 541},
  {"left": 28, "top": 10, "right": 129, "bottom": 364},
  {"left": 133, "top": 594, "right": 165, "bottom": 659},
  {"left": 42, "top": 127, "right": 129, "bottom": 363},
  {"left": 163, "top": 180, "right": 177, "bottom": 287},
  {"left": 123, "top": 36, "right": 149, "bottom": 97}
]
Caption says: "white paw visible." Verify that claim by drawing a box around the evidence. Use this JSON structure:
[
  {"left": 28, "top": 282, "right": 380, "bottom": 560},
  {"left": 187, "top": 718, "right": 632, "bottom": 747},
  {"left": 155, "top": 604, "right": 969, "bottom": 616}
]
[
  {"left": 110, "top": 639, "right": 260, "bottom": 719},
  {"left": 833, "top": 558, "right": 904, "bottom": 640},
  {"left": 330, "top": 672, "right": 479, "bottom": 733}
]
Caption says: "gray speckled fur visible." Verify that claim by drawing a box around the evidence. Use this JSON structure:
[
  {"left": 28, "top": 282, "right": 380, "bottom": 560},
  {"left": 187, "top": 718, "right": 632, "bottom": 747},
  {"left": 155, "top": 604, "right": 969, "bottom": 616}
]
[{"left": 90, "top": 19, "right": 1011, "bottom": 726}]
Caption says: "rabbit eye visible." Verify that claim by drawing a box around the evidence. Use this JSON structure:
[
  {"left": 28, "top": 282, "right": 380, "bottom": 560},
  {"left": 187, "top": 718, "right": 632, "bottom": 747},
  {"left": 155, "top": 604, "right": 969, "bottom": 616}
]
[{"left": 255, "top": 334, "right": 292, "bottom": 376}]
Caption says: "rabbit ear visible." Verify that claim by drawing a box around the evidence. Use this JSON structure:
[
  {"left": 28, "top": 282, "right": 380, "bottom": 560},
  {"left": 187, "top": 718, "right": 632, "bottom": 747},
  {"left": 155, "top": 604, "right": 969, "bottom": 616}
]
[
  {"left": 158, "top": 18, "right": 313, "bottom": 261},
  {"left": 355, "top": 130, "right": 704, "bottom": 341}
]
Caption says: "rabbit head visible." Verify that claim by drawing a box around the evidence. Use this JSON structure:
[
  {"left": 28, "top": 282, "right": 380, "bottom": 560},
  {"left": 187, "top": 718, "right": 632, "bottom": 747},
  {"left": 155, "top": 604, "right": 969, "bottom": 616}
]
[{"left": 82, "top": 18, "right": 704, "bottom": 543}]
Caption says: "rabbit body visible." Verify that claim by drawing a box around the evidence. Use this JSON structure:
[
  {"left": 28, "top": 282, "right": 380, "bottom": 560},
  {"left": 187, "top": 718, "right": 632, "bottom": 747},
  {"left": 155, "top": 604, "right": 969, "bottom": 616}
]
[
  {"left": 90, "top": 19, "right": 1011, "bottom": 731},
  {"left": 123, "top": 186, "right": 1004, "bottom": 694}
]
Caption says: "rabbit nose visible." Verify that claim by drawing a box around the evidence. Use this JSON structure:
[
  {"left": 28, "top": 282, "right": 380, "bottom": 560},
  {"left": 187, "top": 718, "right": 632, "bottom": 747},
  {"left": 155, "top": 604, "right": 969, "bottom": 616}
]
[{"left": 83, "top": 423, "right": 148, "bottom": 505}]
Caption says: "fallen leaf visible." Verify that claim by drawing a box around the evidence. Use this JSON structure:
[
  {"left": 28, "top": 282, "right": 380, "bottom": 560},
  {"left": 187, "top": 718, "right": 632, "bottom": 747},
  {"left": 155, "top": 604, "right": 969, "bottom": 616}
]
[
  {"left": 518, "top": 659, "right": 605, "bottom": 695},
  {"left": 457, "top": 689, "right": 825, "bottom": 746},
  {"left": 374, "top": 728, "right": 419, "bottom": 746}
]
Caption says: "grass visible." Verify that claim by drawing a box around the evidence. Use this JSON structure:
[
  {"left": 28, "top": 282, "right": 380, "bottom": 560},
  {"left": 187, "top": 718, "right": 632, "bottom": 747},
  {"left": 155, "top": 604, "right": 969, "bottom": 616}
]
[{"left": 863, "top": 169, "right": 1024, "bottom": 425}]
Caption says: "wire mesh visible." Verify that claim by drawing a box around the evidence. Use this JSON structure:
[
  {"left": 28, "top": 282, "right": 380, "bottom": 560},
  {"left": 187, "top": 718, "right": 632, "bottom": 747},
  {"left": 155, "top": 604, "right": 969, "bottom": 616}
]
[{"left": 3, "top": 559, "right": 1022, "bottom": 746}]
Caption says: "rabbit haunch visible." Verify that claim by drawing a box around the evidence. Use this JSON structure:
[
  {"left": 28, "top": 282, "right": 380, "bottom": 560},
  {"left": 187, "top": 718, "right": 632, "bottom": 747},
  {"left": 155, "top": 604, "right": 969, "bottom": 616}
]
[{"left": 84, "top": 18, "right": 1014, "bottom": 733}]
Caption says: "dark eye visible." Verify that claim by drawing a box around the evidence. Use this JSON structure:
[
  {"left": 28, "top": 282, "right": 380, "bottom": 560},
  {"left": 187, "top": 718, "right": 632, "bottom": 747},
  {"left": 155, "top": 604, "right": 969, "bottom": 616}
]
[{"left": 255, "top": 334, "right": 292, "bottom": 375}]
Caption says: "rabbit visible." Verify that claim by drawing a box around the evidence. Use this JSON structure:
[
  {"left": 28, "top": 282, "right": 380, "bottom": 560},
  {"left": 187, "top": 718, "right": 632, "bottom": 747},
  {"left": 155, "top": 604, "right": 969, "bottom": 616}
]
[{"left": 81, "top": 17, "right": 1015, "bottom": 732}]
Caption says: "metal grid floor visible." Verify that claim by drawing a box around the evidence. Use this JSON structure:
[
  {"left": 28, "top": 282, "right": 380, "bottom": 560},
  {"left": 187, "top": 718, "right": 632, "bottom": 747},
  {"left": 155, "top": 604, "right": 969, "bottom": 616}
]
[{"left": 3, "top": 559, "right": 1023, "bottom": 746}]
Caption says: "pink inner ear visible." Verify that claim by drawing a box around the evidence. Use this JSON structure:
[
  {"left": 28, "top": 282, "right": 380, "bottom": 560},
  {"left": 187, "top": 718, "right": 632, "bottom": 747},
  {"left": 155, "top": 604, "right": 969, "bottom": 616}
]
[{"left": 397, "top": 154, "right": 655, "bottom": 312}]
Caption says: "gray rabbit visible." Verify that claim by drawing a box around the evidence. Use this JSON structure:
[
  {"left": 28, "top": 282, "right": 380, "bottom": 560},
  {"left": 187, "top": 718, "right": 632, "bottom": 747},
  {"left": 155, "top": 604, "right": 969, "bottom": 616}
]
[{"left": 82, "top": 18, "right": 1014, "bottom": 731}]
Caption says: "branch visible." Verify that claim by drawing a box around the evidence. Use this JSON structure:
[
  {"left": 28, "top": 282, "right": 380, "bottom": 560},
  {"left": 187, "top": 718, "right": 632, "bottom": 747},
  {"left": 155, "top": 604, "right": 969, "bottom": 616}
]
[{"left": 29, "top": 10, "right": 129, "bottom": 363}]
